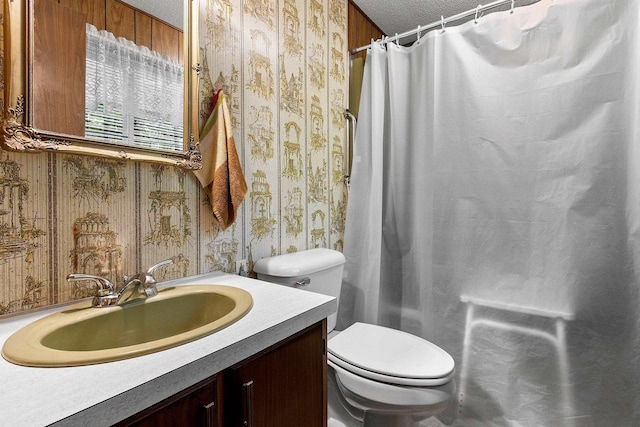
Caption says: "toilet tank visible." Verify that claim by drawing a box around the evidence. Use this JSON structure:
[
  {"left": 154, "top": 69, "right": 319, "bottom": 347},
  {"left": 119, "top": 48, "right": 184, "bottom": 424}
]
[{"left": 253, "top": 248, "right": 345, "bottom": 332}]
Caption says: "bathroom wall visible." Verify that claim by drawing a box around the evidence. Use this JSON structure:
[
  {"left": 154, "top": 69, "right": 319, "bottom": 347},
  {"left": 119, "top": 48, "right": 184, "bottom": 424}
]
[
  {"left": 0, "top": 0, "right": 348, "bottom": 316},
  {"left": 347, "top": 1, "right": 385, "bottom": 60}
]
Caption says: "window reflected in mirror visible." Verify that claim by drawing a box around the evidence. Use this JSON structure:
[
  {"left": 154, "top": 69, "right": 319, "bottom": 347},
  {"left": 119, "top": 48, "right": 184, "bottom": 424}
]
[
  {"left": 85, "top": 24, "right": 184, "bottom": 152},
  {"left": 31, "top": 0, "right": 185, "bottom": 152}
]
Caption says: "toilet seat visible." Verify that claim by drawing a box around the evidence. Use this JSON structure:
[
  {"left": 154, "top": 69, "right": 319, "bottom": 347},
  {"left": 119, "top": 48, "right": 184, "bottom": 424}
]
[
  {"left": 328, "top": 323, "right": 455, "bottom": 387},
  {"left": 329, "top": 360, "right": 454, "bottom": 410}
]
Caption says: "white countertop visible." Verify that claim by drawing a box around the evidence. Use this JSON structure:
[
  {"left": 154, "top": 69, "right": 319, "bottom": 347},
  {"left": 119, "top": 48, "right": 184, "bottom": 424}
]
[{"left": 0, "top": 272, "right": 336, "bottom": 427}]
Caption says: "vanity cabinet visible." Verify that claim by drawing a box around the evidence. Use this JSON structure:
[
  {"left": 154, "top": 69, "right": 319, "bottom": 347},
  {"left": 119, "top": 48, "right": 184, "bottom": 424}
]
[
  {"left": 114, "top": 375, "right": 222, "bottom": 427},
  {"left": 116, "top": 321, "right": 327, "bottom": 427},
  {"left": 224, "top": 321, "right": 327, "bottom": 427}
]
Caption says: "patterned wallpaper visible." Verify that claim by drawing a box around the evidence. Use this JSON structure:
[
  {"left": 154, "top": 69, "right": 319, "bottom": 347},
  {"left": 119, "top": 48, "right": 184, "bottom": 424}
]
[{"left": 0, "top": 0, "right": 348, "bottom": 317}]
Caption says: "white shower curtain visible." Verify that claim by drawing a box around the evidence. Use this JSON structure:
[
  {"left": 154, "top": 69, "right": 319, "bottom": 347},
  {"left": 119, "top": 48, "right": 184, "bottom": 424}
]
[{"left": 340, "top": 0, "right": 640, "bottom": 425}]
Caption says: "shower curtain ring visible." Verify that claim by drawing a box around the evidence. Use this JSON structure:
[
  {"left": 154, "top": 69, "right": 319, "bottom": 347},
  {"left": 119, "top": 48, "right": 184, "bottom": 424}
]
[
  {"left": 511, "top": 0, "right": 515, "bottom": 13},
  {"left": 441, "top": 15, "right": 446, "bottom": 32},
  {"left": 395, "top": 33, "right": 400, "bottom": 47},
  {"left": 416, "top": 25, "right": 421, "bottom": 40},
  {"left": 475, "top": 5, "right": 482, "bottom": 24}
]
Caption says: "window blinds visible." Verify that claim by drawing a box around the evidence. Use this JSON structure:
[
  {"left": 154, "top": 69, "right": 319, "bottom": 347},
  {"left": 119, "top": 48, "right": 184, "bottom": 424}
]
[{"left": 85, "top": 24, "right": 184, "bottom": 152}]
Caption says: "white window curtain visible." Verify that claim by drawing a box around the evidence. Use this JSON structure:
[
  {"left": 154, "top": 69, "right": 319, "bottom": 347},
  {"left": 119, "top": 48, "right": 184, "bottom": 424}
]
[
  {"left": 340, "top": 0, "right": 640, "bottom": 424},
  {"left": 85, "top": 24, "right": 184, "bottom": 152}
]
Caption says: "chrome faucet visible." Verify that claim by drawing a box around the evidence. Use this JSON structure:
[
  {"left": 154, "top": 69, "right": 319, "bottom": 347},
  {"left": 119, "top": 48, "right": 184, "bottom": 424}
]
[
  {"left": 66, "top": 274, "right": 120, "bottom": 307},
  {"left": 67, "top": 259, "right": 174, "bottom": 307},
  {"left": 124, "top": 259, "right": 173, "bottom": 298}
]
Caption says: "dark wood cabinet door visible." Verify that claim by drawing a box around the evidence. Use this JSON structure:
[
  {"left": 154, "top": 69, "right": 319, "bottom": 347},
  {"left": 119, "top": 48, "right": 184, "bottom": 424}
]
[
  {"left": 115, "top": 375, "right": 222, "bottom": 427},
  {"left": 225, "top": 322, "right": 327, "bottom": 427},
  {"left": 115, "top": 320, "right": 327, "bottom": 427}
]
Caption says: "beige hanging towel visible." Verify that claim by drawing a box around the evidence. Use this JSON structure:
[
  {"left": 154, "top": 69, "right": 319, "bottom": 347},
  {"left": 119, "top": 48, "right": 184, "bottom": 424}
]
[{"left": 194, "top": 89, "right": 247, "bottom": 229}]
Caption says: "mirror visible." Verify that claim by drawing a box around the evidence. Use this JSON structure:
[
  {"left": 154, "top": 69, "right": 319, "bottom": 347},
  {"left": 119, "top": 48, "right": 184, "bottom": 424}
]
[{"left": 2, "top": 0, "right": 201, "bottom": 169}]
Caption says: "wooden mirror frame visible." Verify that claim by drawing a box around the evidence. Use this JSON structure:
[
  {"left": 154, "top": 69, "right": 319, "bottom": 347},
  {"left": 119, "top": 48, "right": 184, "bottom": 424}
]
[{"left": 2, "top": 0, "right": 202, "bottom": 170}]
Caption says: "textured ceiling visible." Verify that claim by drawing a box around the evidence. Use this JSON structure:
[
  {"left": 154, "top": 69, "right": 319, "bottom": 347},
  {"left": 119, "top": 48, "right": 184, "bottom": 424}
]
[
  {"left": 124, "top": 0, "right": 183, "bottom": 29},
  {"left": 352, "top": 0, "right": 539, "bottom": 41}
]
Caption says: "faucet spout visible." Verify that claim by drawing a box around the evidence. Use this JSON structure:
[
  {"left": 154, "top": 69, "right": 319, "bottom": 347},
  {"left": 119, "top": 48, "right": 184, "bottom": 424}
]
[
  {"left": 122, "top": 259, "right": 174, "bottom": 299},
  {"left": 115, "top": 277, "right": 143, "bottom": 304}
]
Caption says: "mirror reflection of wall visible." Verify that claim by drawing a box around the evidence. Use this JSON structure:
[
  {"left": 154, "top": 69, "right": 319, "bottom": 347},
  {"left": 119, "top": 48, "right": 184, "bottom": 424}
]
[{"left": 32, "top": 0, "right": 185, "bottom": 152}]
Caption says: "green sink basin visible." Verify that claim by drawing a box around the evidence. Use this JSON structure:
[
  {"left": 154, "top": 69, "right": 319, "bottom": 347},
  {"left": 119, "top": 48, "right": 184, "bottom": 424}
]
[{"left": 2, "top": 285, "right": 253, "bottom": 367}]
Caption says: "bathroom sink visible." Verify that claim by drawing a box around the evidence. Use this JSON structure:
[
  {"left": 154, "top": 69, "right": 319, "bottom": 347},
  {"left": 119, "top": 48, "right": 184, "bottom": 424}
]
[{"left": 2, "top": 285, "right": 253, "bottom": 367}]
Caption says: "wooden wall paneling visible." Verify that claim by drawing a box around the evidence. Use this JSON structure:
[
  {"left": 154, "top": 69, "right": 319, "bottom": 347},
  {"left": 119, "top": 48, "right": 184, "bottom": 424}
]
[
  {"left": 135, "top": 12, "right": 153, "bottom": 49},
  {"left": 348, "top": 2, "right": 358, "bottom": 51},
  {"left": 59, "top": 0, "right": 107, "bottom": 30},
  {"left": 347, "top": 1, "right": 385, "bottom": 59},
  {"left": 372, "top": 28, "right": 383, "bottom": 41},
  {"left": 152, "top": 20, "right": 181, "bottom": 63},
  {"left": 354, "top": 8, "right": 371, "bottom": 60},
  {"left": 106, "top": 0, "right": 135, "bottom": 41},
  {"left": 33, "top": 0, "right": 86, "bottom": 136}
]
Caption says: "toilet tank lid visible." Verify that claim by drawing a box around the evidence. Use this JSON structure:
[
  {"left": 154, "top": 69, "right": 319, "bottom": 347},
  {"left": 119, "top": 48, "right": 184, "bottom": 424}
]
[{"left": 253, "top": 248, "right": 346, "bottom": 277}]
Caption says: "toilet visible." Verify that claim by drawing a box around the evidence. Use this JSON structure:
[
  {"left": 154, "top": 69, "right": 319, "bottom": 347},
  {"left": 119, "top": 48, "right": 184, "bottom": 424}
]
[{"left": 253, "top": 248, "right": 455, "bottom": 427}]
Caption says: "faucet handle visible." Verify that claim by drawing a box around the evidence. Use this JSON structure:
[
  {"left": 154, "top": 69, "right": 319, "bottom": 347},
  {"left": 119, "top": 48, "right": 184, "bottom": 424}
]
[
  {"left": 146, "top": 259, "right": 173, "bottom": 276},
  {"left": 67, "top": 274, "right": 115, "bottom": 294},
  {"left": 139, "top": 259, "right": 173, "bottom": 298},
  {"left": 66, "top": 274, "right": 118, "bottom": 307}
]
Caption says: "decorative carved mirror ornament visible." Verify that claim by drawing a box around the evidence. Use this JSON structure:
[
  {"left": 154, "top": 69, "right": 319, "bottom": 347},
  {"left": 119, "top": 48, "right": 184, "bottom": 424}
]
[{"left": 3, "top": 95, "right": 72, "bottom": 152}]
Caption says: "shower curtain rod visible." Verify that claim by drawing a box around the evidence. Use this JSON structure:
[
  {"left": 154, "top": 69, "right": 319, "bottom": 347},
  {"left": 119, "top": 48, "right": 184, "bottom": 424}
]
[{"left": 350, "top": 0, "right": 530, "bottom": 55}]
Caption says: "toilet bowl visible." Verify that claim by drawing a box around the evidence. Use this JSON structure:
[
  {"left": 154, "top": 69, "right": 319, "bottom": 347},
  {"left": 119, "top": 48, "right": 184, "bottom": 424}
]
[{"left": 253, "top": 248, "right": 455, "bottom": 427}]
